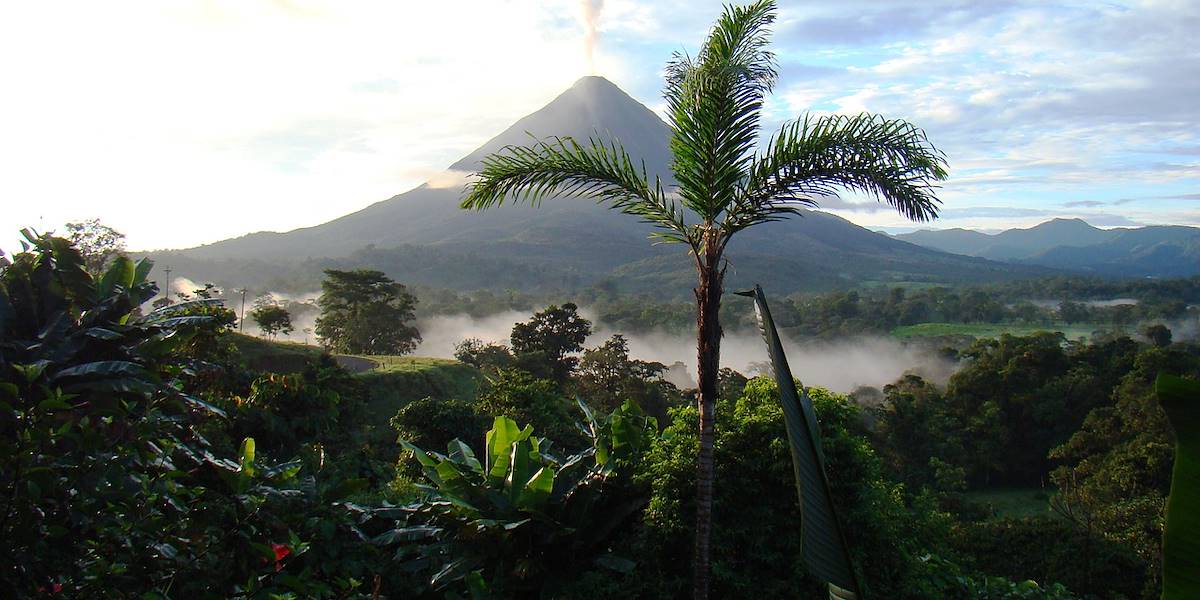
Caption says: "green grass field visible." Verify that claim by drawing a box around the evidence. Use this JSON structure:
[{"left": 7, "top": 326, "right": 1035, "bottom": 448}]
[
  {"left": 964, "top": 488, "right": 1058, "bottom": 520},
  {"left": 230, "top": 333, "right": 324, "bottom": 373},
  {"left": 231, "top": 334, "right": 482, "bottom": 439},
  {"left": 890, "top": 322, "right": 1102, "bottom": 340},
  {"left": 345, "top": 355, "right": 464, "bottom": 374}
]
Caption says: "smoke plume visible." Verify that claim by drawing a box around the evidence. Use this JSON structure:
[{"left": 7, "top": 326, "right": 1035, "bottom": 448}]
[{"left": 579, "top": 0, "right": 604, "bottom": 74}]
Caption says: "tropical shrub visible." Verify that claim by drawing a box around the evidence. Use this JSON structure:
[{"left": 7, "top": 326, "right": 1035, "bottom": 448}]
[
  {"left": 628, "top": 379, "right": 958, "bottom": 599},
  {"left": 391, "top": 396, "right": 487, "bottom": 479},
  {"left": 950, "top": 517, "right": 1144, "bottom": 599},
  {"left": 0, "top": 232, "right": 382, "bottom": 598},
  {"left": 376, "top": 401, "right": 656, "bottom": 597},
  {"left": 474, "top": 368, "right": 584, "bottom": 448}
]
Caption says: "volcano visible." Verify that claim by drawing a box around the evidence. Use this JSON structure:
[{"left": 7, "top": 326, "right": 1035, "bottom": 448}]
[{"left": 158, "top": 76, "right": 1049, "bottom": 295}]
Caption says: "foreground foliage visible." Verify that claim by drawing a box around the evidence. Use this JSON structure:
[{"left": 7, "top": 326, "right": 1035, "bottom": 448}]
[
  {"left": 461, "top": 1, "right": 948, "bottom": 594},
  {"left": 2, "top": 229, "right": 1187, "bottom": 599},
  {"left": 0, "top": 233, "right": 394, "bottom": 598},
  {"left": 1155, "top": 374, "right": 1200, "bottom": 599},
  {"left": 381, "top": 402, "right": 656, "bottom": 597}
]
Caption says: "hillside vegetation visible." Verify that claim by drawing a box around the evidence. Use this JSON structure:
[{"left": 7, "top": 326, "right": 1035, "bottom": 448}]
[{"left": 4, "top": 231, "right": 1197, "bottom": 598}]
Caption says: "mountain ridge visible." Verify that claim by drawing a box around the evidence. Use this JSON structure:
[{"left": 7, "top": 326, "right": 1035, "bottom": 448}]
[
  {"left": 151, "top": 76, "right": 1060, "bottom": 296},
  {"left": 896, "top": 219, "right": 1200, "bottom": 276}
]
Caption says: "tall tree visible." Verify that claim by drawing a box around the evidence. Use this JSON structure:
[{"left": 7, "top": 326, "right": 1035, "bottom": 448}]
[
  {"left": 576, "top": 334, "right": 675, "bottom": 420},
  {"left": 460, "top": 2, "right": 946, "bottom": 596},
  {"left": 250, "top": 304, "right": 293, "bottom": 339},
  {"left": 314, "top": 269, "right": 420, "bottom": 355},
  {"left": 64, "top": 218, "right": 126, "bottom": 277},
  {"left": 510, "top": 302, "right": 592, "bottom": 383}
]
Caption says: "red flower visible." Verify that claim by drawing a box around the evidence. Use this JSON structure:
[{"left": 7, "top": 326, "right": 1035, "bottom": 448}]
[
  {"left": 271, "top": 543, "right": 291, "bottom": 572},
  {"left": 36, "top": 583, "right": 62, "bottom": 594}
]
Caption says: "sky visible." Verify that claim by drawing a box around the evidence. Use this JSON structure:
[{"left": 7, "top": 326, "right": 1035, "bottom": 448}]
[{"left": 1, "top": 0, "right": 1197, "bottom": 252}]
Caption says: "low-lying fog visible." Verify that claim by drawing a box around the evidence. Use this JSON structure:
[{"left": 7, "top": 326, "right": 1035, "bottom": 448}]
[
  {"left": 246, "top": 306, "right": 958, "bottom": 392},
  {"left": 158, "top": 279, "right": 1198, "bottom": 391},
  {"left": 415, "top": 310, "right": 958, "bottom": 393}
]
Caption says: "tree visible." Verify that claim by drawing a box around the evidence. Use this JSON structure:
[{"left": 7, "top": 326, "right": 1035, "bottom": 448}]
[
  {"left": 510, "top": 302, "right": 592, "bottom": 382},
  {"left": 251, "top": 304, "right": 293, "bottom": 339},
  {"left": 474, "top": 369, "right": 582, "bottom": 447},
  {"left": 314, "top": 269, "right": 421, "bottom": 355},
  {"left": 460, "top": 2, "right": 946, "bottom": 595},
  {"left": 64, "top": 218, "right": 126, "bottom": 276},
  {"left": 1143, "top": 323, "right": 1172, "bottom": 348},
  {"left": 1058, "top": 300, "right": 1090, "bottom": 325},
  {"left": 454, "top": 337, "right": 516, "bottom": 372},
  {"left": 576, "top": 333, "right": 677, "bottom": 421}
]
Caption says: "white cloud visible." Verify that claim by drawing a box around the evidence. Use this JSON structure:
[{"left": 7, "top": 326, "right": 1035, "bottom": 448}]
[
  {"left": 1, "top": 0, "right": 1197, "bottom": 252},
  {"left": 0, "top": 1, "right": 610, "bottom": 251}
]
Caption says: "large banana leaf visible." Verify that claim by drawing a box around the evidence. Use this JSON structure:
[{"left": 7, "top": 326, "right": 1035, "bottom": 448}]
[
  {"left": 97, "top": 255, "right": 135, "bottom": 299},
  {"left": 738, "top": 285, "right": 862, "bottom": 599},
  {"left": 1155, "top": 373, "right": 1200, "bottom": 600}
]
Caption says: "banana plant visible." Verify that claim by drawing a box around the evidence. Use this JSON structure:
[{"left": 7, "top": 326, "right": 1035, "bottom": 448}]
[
  {"left": 377, "top": 400, "right": 655, "bottom": 597},
  {"left": 1, "top": 230, "right": 309, "bottom": 596},
  {"left": 1155, "top": 373, "right": 1200, "bottom": 600},
  {"left": 738, "top": 285, "right": 863, "bottom": 599}
]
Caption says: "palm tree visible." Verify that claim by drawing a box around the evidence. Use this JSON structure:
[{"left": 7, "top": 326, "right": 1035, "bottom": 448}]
[{"left": 461, "top": 1, "right": 947, "bottom": 597}]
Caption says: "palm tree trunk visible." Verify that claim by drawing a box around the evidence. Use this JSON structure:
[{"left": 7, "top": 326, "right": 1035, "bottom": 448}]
[{"left": 692, "top": 233, "right": 724, "bottom": 600}]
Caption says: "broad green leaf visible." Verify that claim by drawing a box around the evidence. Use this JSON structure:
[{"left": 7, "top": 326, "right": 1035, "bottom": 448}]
[
  {"left": 137, "top": 329, "right": 197, "bottom": 358},
  {"left": 98, "top": 255, "right": 135, "bottom": 298},
  {"left": 263, "top": 459, "right": 303, "bottom": 480},
  {"left": 576, "top": 396, "right": 597, "bottom": 432},
  {"left": 182, "top": 394, "right": 228, "bottom": 418},
  {"left": 15, "top": 361, "right": 49, "bottom": 383},
  {"left": 507, "top": 439, "right": 537, "bottom": 503},
  {"left": 133, "top": 257, "right": 154, "bottom": 286},
  {"left": 83, "top": 327, "right": 123, "bottom": 340},
  {"left": 239, "top": 437, "right": 256, "bottom": 477},
  {"left": 37, "top": 397, "right": 73, "bottom": 412},
  {"left": 399, "top": 438, "right": 441, "bottom": 468},
  {"left": 434, "top": 460, "right": 474, "bottom": 499},
  {"left": 1155, "top": 373, "right": 1200, "bottom": 600},
  {"left": 54, "top": 360, "right": 147, "bottom": 380},
  {"left": 372, "top": 525, "right": 441, "bottom": 545},
  {"left": 465, "top": 570, "right": 489, "bottom": 600},
  {"left": 484, "top": 416, "right": 531, "bottom": 483},
  {"left": 430, "top": 557, "right": 475, "bottom": 590},
  {"left": 737, "top": 285, "right": 861, "bottom": 597},
  {"left": 447, "top": 439, "right": 482, "bottom": 473},
  {"left": 516, "top": 466, "right": 554, "bottom": 510}
]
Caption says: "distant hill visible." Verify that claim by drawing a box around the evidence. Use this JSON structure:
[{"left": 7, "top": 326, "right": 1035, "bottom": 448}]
[
  {"left": 896, "top": 219, "right": 1200, "bottom": 277},
  {"left": 150, "top": 76, "right": 1053, "bottom": 297}
]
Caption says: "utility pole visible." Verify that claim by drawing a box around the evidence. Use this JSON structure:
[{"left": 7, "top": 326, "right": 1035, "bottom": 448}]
[
  {"left": 163, "top": 267, "right": 172, "bottom": 302},
  {"left": 239, "top": 288, "right": 248, "bottom": 332}
]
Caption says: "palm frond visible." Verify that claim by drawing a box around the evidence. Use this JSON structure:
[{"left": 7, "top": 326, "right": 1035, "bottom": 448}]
[
  {"left": 461, "top": 136, "right": 693, "bottom": 247},
  {"left": 737, "top": 284, "right": 863, "bottom": 598},
  {"left": 664, "top": 0, "right": 777, "bottom": 222},
  {"left": 725, "top": 113, "right": 948, "bottom": 236}
]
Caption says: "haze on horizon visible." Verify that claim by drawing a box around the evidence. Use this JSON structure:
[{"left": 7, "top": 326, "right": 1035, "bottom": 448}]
[{"left": 2, "top": 0, "right": 1197, "bottom": 252}]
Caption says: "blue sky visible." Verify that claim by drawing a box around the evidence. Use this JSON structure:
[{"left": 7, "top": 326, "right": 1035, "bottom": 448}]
[{"left": 1, "top": 0, "right": 1197, "bottom": 250}]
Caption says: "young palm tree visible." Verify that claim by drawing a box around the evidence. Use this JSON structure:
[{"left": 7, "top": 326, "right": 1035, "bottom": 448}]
[{"left": 461, "top": 1, "right": 947, "bottom": 597}]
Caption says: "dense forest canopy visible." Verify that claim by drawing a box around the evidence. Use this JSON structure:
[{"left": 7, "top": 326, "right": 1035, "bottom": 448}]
[{"left": 3, "top": 230, "right": 1197, "bottom": 598}]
